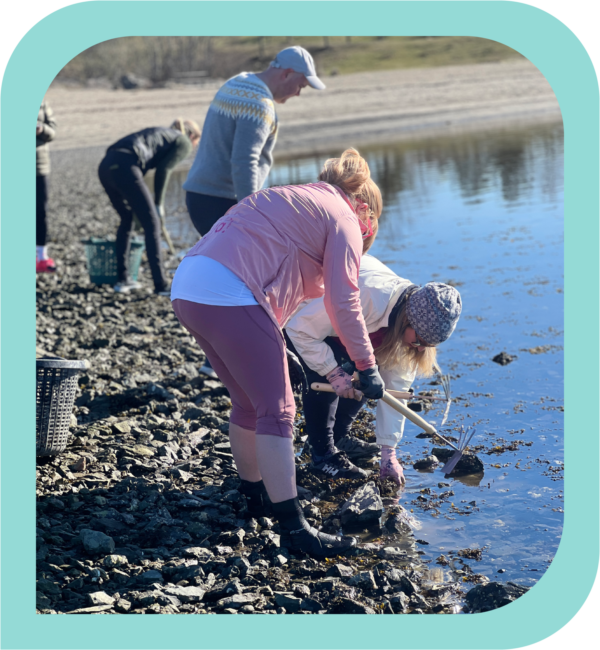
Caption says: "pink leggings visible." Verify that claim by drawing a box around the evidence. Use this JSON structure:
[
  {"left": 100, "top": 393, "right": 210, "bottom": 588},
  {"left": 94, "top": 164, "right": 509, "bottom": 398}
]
[{"left": 172, "top": 299, "right": 295, "bottom": 438}]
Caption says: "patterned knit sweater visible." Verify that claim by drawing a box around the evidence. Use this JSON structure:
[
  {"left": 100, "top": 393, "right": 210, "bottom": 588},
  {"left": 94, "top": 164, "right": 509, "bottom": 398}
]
[{"left": 183, "top": 73, "right": 278, "bottom": 201}]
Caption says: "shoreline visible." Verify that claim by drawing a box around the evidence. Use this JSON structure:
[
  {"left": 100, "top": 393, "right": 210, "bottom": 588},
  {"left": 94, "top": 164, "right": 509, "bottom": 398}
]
[{"left": 47, "top": 59, "right": 561, "bottom": 161}]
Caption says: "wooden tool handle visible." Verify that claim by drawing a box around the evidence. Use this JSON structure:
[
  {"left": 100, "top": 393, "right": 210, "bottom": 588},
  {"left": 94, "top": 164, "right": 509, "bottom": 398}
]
[
  {"left": 380, "top": 392, "right": 438, "bottom": 435},
  {"left": 310, "top": 383, "right": 437, "bottom": 434},
  {"left": 310, "top": 383, "right": 363, "bottom": 401},
  {"left": 311, "top": 383, "right": 413, "bottom": 401}
]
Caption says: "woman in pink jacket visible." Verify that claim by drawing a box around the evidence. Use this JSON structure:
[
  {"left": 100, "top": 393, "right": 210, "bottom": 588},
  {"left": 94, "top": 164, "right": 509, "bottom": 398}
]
[{"left": 171, "top": 149, "right": 384, "bottom": 557}]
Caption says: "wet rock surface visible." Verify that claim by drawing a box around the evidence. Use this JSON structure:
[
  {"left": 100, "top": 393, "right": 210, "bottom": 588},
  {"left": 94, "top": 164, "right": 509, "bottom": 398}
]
[
  {"left": 465, "top": 581, "right": 530, "bottom": 612},
  {"left": 492, "top": 352, "right": 516, "bottom": 366}
]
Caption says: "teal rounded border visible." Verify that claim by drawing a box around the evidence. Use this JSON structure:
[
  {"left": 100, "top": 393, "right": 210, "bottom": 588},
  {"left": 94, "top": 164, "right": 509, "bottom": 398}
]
[{"left": 1, "top": 2, "right": 597, "bottom": 649}]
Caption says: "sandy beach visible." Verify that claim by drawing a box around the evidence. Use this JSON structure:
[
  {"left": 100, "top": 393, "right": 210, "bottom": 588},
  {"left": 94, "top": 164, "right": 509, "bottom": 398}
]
[{"left": 47, "top": 59, "right": 561, "bottom": 159}]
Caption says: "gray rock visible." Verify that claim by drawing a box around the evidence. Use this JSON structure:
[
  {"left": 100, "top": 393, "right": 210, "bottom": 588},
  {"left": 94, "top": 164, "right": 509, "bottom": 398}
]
[
  {"left": 80, "top": 529, "right": 115, "bottom": 555},
  {"left": 339, "top": 481, "right": 383, "bottom": 527},
  {"left": 348, "top": 571, "right": 377, "bottom": 590},
  {"left": 274, "top": 592, "right": 303, "bottom": 613},
  {"left": 217, "top": 593, "right": 258, "bottom": 609},
  {"left": 390, "top": 592, "right": 410, "bottom": 613},
  {"left": 492, "top": 351, "right": 516, "bottom": 365},
  {"left": 328, "top": 597, "right": 376, "bottom": 614},
  {"left": 413, "top": 455, "right": 439, "bottom": 470},
  {"left": 36, "top": 591, "right": 52, "bottom": 608},
  {"left": 326, "top": 563, "right": 354, "bottom": 578},
  {"left": 115, "top": 599, "right": 132, "bottom": 612},
  {"left": 378, "top": 547, "right": 407, "bottom": 561},
  {"left": 397, "top": 576, "right": 418, "bottom": 596},
  {"left": 139, "top": 569, "right": 164, "bottom": 584},
  {"left": 164, "top": 585, "right": 205, "bottom": 603},
  {"left": 87, "top": 591, "right": 115, "bottom": 607},
  {"left": 103, "top": 554, "right": 129, "bottom": 568},
  {"left": 293, "top": 583, "right": 311, "bottom": 598},
  {"left": 384, "top": 514, "right": 412, "bottom": 535},
  {"left": 466, "top": 581, "right": 530, "bottom": 612}
]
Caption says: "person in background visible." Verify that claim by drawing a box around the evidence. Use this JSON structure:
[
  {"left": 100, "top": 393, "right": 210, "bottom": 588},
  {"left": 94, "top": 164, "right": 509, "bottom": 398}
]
[
  {"left": 98, "top": 119, "right": 201, "bottom": 294},
  {"left": 36, "top": 100, "right": 57, "bottom": 273},
  {"left": 286, "top": 255, "right": 462, "bottom": 484},
  {"left": 183, "top": 46, "right": 325, "bottom": 377},
  {"left": 171, "top": 149, "right": 383, "bottom": 557}
]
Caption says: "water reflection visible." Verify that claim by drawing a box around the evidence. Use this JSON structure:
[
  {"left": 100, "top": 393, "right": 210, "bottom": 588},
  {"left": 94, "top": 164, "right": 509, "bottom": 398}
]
[{"left": 164, "top": 123, "right": 563, "bottom": 248}]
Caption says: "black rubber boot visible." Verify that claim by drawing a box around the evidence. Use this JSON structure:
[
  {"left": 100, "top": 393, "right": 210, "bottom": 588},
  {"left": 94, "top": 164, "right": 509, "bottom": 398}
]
[
  {"left": 273, "top": 497, "right": 357, "bottom": 558},
  {"left": 239, "top": 479, "right": 273, "bottom": 518}
]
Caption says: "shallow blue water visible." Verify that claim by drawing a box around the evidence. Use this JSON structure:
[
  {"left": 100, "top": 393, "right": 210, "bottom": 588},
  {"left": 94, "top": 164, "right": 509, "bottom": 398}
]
[{"left": 167, "top": 123, "right": 564, "bottom": 587}]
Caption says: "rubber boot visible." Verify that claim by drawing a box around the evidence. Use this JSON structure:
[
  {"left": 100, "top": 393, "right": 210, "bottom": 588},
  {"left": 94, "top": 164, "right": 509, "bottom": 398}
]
[
  {"left": 273, "top": 497, "right": 357, "bottom": 558},
  {"left": 239, "top": 479, "right": 273, "bottom": 518}
]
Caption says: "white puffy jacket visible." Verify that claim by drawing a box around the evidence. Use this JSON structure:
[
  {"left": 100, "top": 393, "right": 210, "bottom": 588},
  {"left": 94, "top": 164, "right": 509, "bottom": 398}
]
[{"left": 286, "top": 254, "right": 417, "bottom": 448}]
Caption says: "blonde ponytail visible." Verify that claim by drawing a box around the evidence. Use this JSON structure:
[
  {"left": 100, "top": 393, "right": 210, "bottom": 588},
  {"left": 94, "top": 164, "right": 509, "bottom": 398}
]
[
  {"left": 319, "top": 148, "right": 382, "bottom": 245},
  {"left": 170, "top": 118, "right": 201, "bottom": 141}
]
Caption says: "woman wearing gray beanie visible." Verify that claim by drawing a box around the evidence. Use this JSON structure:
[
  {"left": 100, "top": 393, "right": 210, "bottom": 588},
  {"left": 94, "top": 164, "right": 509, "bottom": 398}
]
[{"left": 285, "top": 254, "right": 462, "bottom": 485}]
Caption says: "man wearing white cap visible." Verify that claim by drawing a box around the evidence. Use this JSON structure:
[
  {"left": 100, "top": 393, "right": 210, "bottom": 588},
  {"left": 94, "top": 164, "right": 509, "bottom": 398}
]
[
  {"left": 183, "top": 45, "right": 325, "bottom": 378},
  {"left": 183, "top": 46, "right": 325, "bottom": 237}
]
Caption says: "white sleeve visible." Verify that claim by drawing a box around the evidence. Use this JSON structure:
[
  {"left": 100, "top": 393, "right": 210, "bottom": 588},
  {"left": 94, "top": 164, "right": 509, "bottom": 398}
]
[
  {"left": 285, "top": 297, "right": 339, "bottom": 377},
  {"left": 376, "top": 364, "right": 417, "bottom": 448}
]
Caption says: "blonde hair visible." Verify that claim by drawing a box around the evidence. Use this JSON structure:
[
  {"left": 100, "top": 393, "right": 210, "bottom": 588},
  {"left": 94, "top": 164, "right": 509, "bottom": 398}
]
[
  {"left": 376, "top": 288, "right": 437, "bottom": 377},
  {"left": 318, "top": 148, "right": 382, "bottom": 251},
  {"left": 170, "top": 118, "right": 201, "bottom": 141}
]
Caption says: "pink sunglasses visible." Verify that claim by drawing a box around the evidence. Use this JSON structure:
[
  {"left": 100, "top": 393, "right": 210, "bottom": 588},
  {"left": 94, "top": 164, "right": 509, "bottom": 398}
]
[{"left": 359, "top": 216, "right": 373, "bottom": 240}]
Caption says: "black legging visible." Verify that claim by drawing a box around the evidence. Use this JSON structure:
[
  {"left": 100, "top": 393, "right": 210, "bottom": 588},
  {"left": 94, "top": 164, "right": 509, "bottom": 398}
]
[
  {"left": 98, "top": 151, "right": 167, "bottom": 291},
  {"left": 186, "top": 191, "right": 237, "bottom": 236},
  {"left": 285, "top": 334, "right": 367, "bottom": 458},
  {"left": 36, "top": 175, "right": 48, "bottom": 246}
]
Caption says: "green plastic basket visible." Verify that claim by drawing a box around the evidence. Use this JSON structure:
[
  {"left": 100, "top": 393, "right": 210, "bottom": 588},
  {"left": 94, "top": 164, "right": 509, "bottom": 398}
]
[{"left": 82, "top": 237, "right": 145, "bottom": 285}]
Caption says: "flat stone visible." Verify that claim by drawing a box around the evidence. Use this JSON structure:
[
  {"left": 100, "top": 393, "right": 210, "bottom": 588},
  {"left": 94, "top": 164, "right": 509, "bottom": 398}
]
[
  {"left": 87, "top": 591, "right": 115, "bottom": 607},
  {"left": 339, "top": 481, "right": 383, "bottom": 527},
  {"left": 139, "top": 569, "right": 164, "bottom": 584},
  {"left": 348, "top": 571, "right": 377, "bottom": 590},
  {"left": 66, "top": 604, "right": 114, "bottom": 614},
  {"left": 103, "top": 554, "right": 129, "bottom": 568},
  {"left": 216, "top": 593, "right": 258, "bottom": 609},
  {"left": 327, "top": 563, "right": 354, "bottom": 578},
  {"left": 328, "top": 597, "right": 376, "bottom": 615},
  {"left": 164, "top": 585, "right": 205, "bottom": 603},
  {"left": 378, "top": 547, "right": 407, "bottom": 561},
  {"left": 80, "top": 529, "right": 115, "bottom": 555},
  {"left": 132, "top": 444, "right": 155, "bottom": 458},
  {"left": 274, "top": 592, "right": 302, "bottom": 613}
]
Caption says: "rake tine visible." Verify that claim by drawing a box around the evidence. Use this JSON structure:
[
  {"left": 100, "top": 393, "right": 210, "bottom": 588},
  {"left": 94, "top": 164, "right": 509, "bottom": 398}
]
[
  {"left": 462, "top": 429, "right": 477, "bottom": 451},
  {"left": 441, "top": 450, "right": 463, "bottom": 475}
]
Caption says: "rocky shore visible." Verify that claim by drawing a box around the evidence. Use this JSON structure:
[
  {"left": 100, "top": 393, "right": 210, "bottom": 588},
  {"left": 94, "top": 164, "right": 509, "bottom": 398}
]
[{"left": 35, "top": 150, "right": 531, "bottom": 615}]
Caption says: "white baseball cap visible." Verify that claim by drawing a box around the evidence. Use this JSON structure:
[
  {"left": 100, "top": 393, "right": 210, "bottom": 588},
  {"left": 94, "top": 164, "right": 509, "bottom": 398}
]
[{"left": 270, "top": 46, "right": 326, "bottom": 90}]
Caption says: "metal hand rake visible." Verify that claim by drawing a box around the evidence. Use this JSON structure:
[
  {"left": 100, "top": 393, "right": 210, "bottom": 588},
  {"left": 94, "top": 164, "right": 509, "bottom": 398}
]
[
  {"left": 433, "top": 361, "right": 452, "bottom": 426},
  {"left": 440, "top": 426, "right": 477, "bottom": 474}
]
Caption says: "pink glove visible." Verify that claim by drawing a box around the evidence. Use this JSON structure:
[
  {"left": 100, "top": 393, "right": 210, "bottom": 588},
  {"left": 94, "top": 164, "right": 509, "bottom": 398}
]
[
  {"left": 380, "top": 446, "right": 405, "bottom": 485},
  {"left": 326, "top": 367, "right": 363, "bottom": 400}
]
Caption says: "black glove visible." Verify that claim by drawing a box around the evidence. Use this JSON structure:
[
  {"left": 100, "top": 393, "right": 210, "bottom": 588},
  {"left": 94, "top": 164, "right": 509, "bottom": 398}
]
[
  {"left": 286, "top": 348, "right": 308, "bottom": 394},
  {"left": 357, "top": 366, "right": 385, "bottom": 399}
]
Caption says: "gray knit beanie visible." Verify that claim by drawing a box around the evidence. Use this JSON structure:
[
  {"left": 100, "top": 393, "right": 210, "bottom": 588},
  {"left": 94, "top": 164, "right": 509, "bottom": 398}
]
[{"left": 406, "top": 283, "right": 462, "bottom": 346}]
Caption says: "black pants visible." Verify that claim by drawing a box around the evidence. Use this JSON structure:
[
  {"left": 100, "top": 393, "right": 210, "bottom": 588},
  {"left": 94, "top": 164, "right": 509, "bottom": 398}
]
[
  {"left": 36, "top": 175, "right": 48, "bottom": 246},
  {"left": 186, "top": 191, "right": 237, "bottom": 237},
  {"left": 98, "top": 151, "right": 167, "bottom": 291},
  {"left": 285, "top": 334, "right": 366, "bottom": 457}
]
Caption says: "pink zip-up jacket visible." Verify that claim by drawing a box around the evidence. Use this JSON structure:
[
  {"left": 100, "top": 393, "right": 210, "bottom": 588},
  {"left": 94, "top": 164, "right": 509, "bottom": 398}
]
[{"left": 185, "top": 182, "right": 376, "bottom": 371}]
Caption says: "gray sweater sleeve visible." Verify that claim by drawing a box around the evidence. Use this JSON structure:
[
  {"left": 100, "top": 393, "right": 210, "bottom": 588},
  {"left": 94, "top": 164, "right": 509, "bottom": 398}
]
[{"left": 231, "top": 117, "right": 273, "bottom": 201}]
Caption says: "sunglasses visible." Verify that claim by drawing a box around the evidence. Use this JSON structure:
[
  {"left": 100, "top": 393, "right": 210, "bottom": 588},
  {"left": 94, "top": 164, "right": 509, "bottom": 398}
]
[
  {"left": 360, "top": 217, "right": 373, "bottom": 240},
  {"left": 409, "top": 333, "right": 436, "bottom": 349}
]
